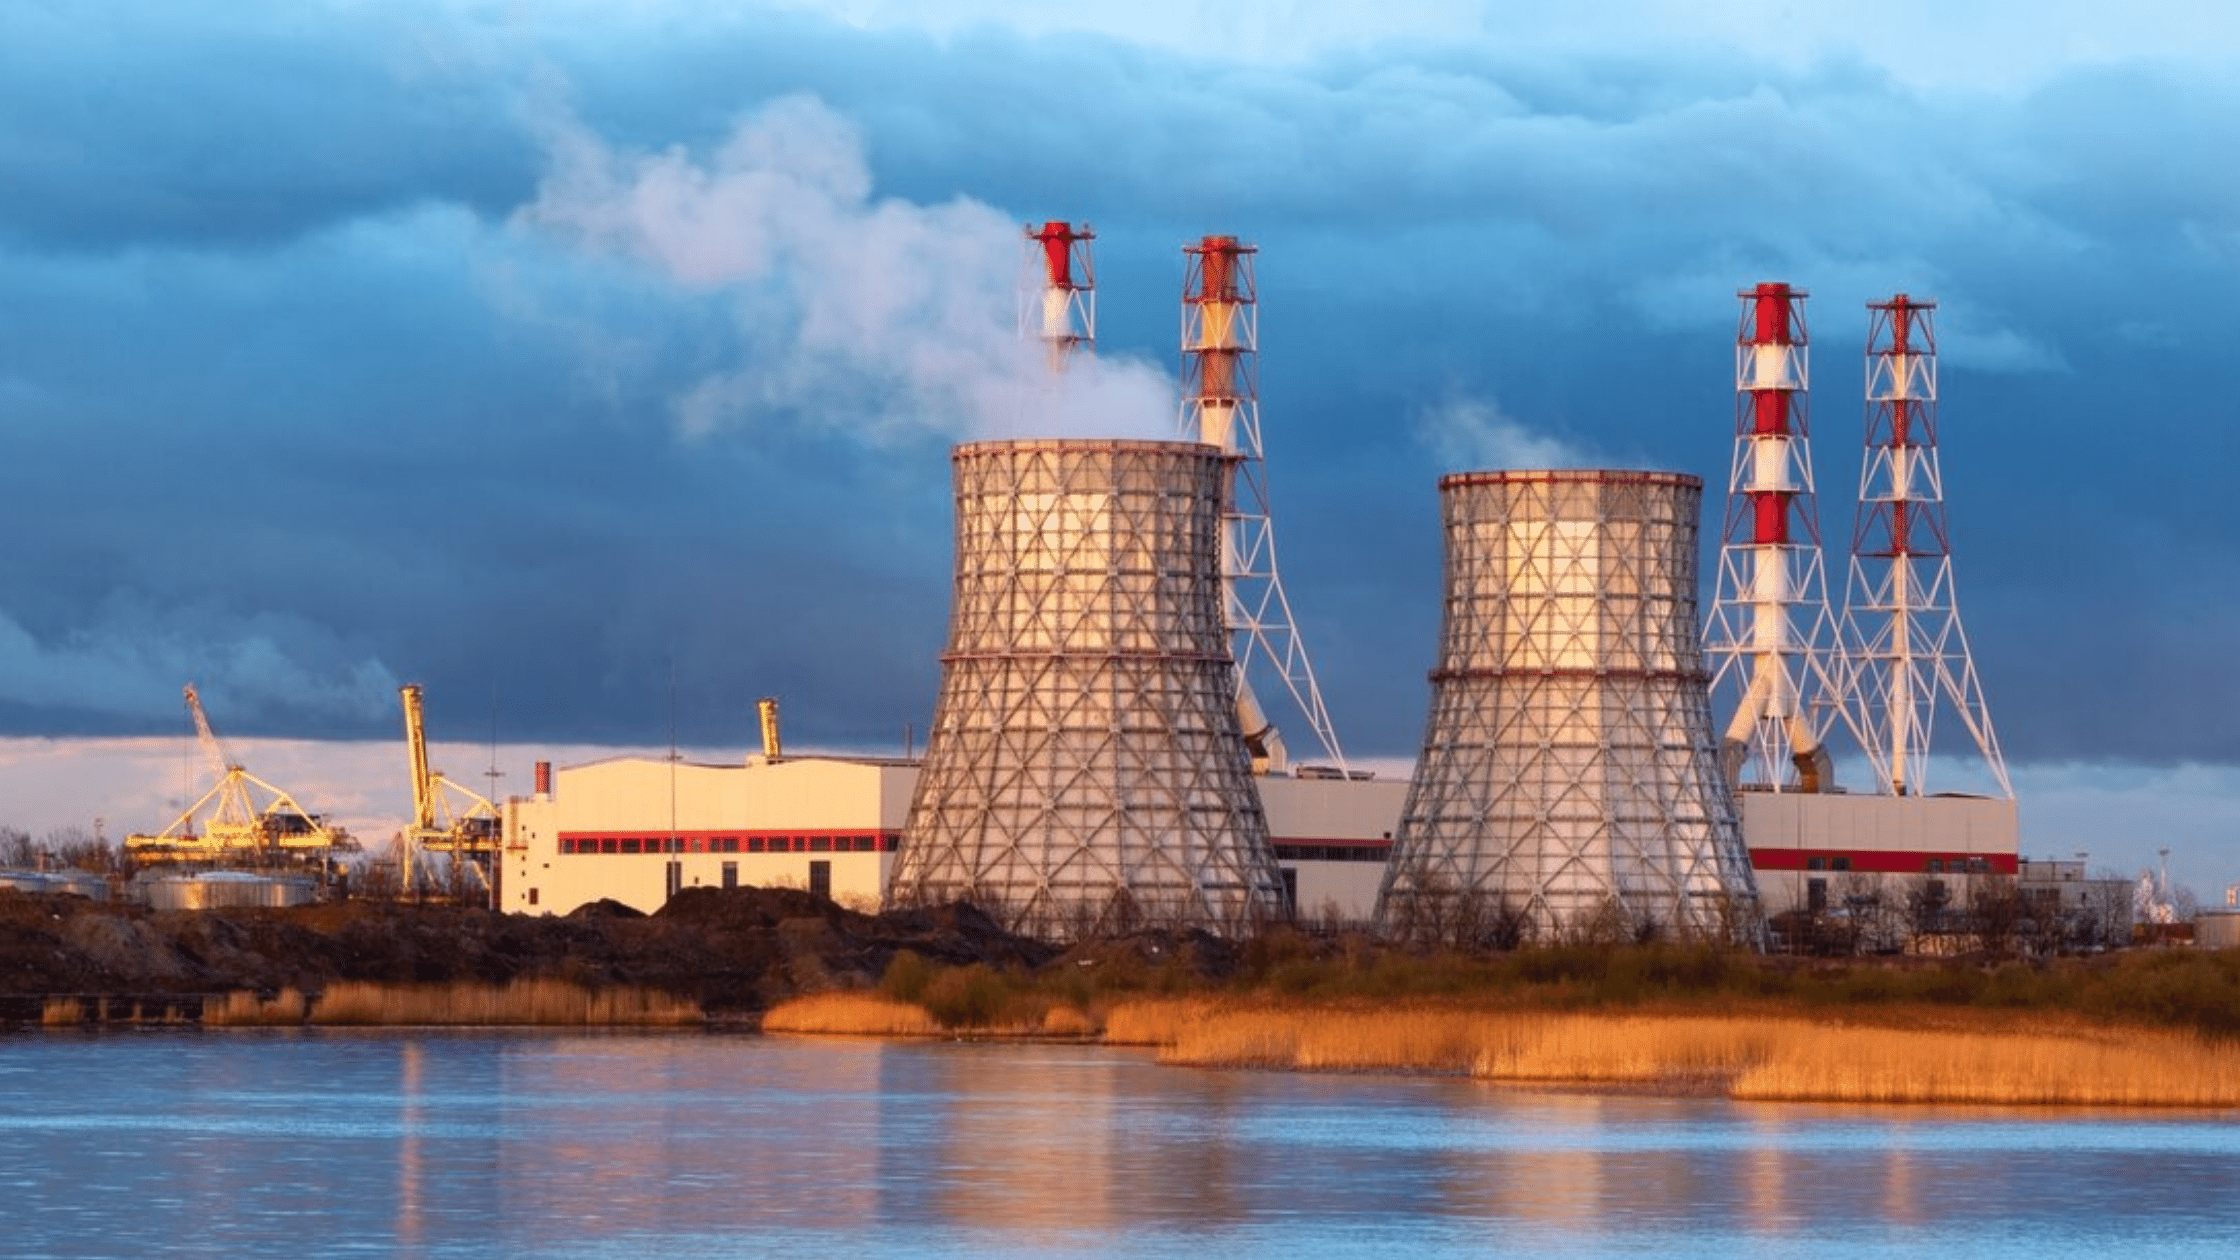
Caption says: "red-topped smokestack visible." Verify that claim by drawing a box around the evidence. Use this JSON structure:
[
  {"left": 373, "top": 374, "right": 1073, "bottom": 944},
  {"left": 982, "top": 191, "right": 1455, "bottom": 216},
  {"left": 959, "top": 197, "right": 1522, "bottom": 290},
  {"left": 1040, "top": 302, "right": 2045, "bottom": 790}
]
[
  {"left": 1841, "top": 294, "right": 2011, "bottom": 798},
  {"left": 1706, "top": 282, "right": 1844, "bottom": 792},
  {"left": 1022, "top": 221, "right": 1094, "bottom": 372},
  {"left": 1179, "top": 234, "right": 1345, "bottom": 774}
]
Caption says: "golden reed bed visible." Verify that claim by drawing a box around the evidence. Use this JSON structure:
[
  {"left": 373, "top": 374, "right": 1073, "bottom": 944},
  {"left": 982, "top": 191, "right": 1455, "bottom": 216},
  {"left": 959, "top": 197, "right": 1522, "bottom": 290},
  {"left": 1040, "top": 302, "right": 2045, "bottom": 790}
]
[
  {"left": 764, "top": 992, "right": 2240, "bottom": 1105},
  {"left": 760, "top": 992, "right": 1097, "bottom": 1038},
  {"left": 1129, "top": 1000, "right": 2240, "bottom": 1107},
  {"left": 179, "top": 979, "right": 705, "bottom": 1027}
]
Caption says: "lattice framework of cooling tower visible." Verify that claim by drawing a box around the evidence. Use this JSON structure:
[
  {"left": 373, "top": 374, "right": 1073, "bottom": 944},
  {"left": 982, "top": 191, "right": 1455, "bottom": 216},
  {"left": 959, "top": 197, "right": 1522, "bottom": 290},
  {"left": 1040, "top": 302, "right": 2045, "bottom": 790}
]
[
  {"left": 890, "top": 439, "right": 1287, "bottom": 939},
  {"left": 1377, "top": 471, "right": 1762, "bottom": 944}
]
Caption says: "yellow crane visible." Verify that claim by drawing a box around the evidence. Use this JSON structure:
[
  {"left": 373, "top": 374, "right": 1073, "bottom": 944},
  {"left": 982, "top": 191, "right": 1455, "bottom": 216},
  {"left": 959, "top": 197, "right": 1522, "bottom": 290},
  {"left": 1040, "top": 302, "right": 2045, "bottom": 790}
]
[
  {"left": 397, "top": 684, "right": 500, "bottom": 897},
  {"left": 125, "top": 684, "right": 345, "bottom": 866}
]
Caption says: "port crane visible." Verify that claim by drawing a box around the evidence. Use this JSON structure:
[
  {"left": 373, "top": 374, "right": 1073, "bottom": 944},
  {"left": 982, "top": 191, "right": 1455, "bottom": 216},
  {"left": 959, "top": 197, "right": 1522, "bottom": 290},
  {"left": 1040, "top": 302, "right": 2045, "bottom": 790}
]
[
  {"left": 125, "top": 684, "right": 344, "bottom": 866},
  {"left": 397, "top": 684, "right": 500, "bottom": 898}
]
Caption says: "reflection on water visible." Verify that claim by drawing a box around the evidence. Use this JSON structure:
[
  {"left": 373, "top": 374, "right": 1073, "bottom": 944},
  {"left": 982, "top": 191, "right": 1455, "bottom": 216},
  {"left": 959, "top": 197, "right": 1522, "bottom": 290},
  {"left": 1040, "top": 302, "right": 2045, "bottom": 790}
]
[{"left": 1, "top": 1030, "right": 2235, "bottom": 1259}]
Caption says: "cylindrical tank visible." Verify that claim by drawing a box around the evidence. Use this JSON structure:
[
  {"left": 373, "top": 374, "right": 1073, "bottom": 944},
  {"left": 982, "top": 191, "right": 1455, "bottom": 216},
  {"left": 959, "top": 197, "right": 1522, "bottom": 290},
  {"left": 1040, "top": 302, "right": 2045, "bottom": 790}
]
[
  {"left": 889, "top": 439, "right": 1286, "bottom": 939},
  {"left": 1376, "top": 470, "right": 1762, "bottom": 945},
  {"left": 0, "top": 870, "right": 110, "bottom": 900},
  {"left": 2196, "top": 910, "right": 2240, "bottom": 951},
  {"left": 139, "top": 871, "right": 318, "bottom": 911}
]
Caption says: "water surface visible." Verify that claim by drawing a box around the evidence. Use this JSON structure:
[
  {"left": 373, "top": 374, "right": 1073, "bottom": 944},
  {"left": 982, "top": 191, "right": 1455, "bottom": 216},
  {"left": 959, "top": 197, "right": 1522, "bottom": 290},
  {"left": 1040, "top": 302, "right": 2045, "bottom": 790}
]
[{"left": 1, "top": 1031, "right": 2233, "bottom": 1258}]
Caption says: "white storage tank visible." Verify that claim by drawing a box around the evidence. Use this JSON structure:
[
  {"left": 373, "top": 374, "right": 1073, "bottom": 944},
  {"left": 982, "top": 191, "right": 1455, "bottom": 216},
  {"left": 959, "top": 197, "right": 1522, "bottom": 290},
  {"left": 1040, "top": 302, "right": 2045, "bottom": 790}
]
[
  {"left": 139, "top": 871, "right": 318, "bottom": 911},
  {"left": 2195, "top": 910, "right": 2240, "bottom": 951}
]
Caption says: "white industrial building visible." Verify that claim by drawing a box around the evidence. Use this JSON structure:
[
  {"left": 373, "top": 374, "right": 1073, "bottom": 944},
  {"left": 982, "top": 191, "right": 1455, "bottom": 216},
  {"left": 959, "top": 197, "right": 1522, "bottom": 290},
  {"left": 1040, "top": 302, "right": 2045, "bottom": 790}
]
[
  {"left": 501, "top": 754, "right": 1403, "bottom": 922},
  {"left": 501, "top": 756, "right": 2037, "bottom": 938},
  {"left": 1742, "top": 792, "right": 2020, "bottom": 917}
]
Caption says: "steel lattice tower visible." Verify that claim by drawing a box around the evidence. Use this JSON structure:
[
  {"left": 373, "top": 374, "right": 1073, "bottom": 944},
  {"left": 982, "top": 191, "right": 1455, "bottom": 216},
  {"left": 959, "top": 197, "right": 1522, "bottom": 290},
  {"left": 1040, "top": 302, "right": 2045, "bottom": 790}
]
[
  {"left": 1705, "top": 282, "right": 1846, "bottom": 792},
  {"left": 1180, "top": 235, "right": 1346, "bottom": 774},
  {"left": 1840, "top": 295, "right": 2012, "bottom": 798},
  {"left": 889, "top": 439, "right": 1288, "bottom": 939},
  {"left": 1023, "top": 221, "right": 1094, "bottom": 371},
  {"left": 1376, "top": 472, "right": 1762, "bottom": 945}
]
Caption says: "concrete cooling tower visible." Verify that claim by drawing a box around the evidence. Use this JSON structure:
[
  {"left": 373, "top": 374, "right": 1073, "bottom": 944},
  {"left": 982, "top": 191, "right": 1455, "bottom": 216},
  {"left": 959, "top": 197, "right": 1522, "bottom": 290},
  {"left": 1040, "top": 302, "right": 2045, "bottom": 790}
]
[
  {"left": 888, "top": 438, "right": 1288, "bottom": 939},
  {"left": 1376, "top": 470, "right": 1762, "bottom": 945}
]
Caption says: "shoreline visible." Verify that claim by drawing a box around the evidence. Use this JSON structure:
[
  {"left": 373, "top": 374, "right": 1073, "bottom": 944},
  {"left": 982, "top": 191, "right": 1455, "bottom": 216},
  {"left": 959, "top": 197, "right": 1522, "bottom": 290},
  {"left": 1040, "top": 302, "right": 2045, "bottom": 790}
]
[
  {"left": 762, "top": 992, "right": 2240, "bottom": 1110},
  {"left": 21, "top": 983, "right": 2240, "bottom": 1111}
]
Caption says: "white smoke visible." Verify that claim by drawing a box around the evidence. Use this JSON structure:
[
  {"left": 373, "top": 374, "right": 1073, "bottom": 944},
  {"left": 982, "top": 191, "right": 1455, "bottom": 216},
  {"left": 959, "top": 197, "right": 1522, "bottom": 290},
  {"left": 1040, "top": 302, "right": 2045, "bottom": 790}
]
[
  {"left": 1414, "top": 394, "right": 1604, "bottom": 472},
  {"left": 515, "top": 94, "right": 1174, "bottom": 444}
]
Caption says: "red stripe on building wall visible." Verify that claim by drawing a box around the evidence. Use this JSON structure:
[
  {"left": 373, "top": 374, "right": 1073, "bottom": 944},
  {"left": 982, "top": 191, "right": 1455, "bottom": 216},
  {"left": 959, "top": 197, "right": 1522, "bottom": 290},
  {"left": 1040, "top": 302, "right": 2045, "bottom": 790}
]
[
  {"left": 558, "top": 830, "right": 902, "bottom": 856},
  {"left": 1748, "top": 848, "right": 2017, "bottom": 876}
]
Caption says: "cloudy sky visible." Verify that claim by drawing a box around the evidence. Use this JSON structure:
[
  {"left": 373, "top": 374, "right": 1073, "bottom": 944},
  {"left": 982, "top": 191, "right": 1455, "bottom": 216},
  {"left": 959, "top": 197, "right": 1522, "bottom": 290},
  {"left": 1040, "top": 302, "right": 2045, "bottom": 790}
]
[{"left": 2, "top": 1, "right": 2236, "bottom": 890}]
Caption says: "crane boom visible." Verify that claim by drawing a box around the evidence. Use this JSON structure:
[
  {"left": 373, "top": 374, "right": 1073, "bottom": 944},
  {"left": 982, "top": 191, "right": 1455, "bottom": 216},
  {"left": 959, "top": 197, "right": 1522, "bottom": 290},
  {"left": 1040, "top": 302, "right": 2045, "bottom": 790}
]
[
  {"left": 184, "top": 684, "right": 236, "bottom": 777},
  {"left": 401, "top": 684, "right": 436, "bottom": 832}
]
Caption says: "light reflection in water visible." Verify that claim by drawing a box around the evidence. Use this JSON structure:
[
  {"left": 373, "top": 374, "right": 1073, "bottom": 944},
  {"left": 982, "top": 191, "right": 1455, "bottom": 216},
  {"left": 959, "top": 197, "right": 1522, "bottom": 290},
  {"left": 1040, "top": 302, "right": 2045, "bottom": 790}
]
[{"left": 0, "top": 1030, "right": 2235, "bottom": 1259}]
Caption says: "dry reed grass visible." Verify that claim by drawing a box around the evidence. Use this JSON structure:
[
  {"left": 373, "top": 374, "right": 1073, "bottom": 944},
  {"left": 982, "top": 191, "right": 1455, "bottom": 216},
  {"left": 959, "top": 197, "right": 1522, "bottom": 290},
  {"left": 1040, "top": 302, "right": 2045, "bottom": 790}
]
[
  {"left": 1038, "top": 1005, "right": 1098, "bottom": 1037},
  {"left": 1124, "top": 1002, "right": 2240, "bottom": 1107},
  {"left": 1162, "top": 1006, "right": 1494, "bottom": 1073},
  {"left": 1101, "top": 998, "right": 1227, "bottom": 1046},
  {"left": 1732, "top": 1023, "right": 2240, "bottom": 1107},
  {"left": 40, "top": 997, "right": 85, "bottom": 1026},
  {"left": 203, "top": 988, "right": 312, "bottom": 1027},
  {"left": 762, "top": 993, "right": 941, "bottom": 1037},
  {"left": 301, "top": 979, "right": 701, "bottom": 1026},
  {"left": 1475, "top": 1015, "right": 1776, "bottom": 1083}
]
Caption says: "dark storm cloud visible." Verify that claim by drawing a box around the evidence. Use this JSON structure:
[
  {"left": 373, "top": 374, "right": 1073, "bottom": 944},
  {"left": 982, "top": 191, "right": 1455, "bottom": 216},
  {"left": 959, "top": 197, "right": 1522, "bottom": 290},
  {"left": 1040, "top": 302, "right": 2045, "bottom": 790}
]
[
  {"left": 0, "top": 3, "right": 2235, "bottom": 772},
  {"left": 0, "top": 1, "right": 540, "bottom": 251}
]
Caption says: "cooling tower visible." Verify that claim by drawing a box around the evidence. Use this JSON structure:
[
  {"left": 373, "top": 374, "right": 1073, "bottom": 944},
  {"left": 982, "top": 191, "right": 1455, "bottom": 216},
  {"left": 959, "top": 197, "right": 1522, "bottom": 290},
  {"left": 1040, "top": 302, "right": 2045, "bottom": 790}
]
[
  {"left": 889, "top": 438, "right": 1288, "bottom": 939},
  {"left": 1376, "top": 470, "right": 1762, "bottom": 945}
]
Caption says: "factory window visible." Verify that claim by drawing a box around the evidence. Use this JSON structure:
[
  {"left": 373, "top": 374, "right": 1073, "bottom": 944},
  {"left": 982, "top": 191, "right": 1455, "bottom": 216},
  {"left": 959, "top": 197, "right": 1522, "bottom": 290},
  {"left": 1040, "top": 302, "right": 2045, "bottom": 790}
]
[
  {"left": 722, "top": 862, "right": 738, "bottom": 890},
  {"left": 855, "top": 836, "right": 876, "bottom": 853},
  {"left": 1831, "top": 857, "right": 1852, "bottom": 872},
  {"left": 601, "top": 838, "right": 619, "bottom": 855},
  {"left": 719, "top": 837, "right": 740, "bottom": 853},
  {"left": 1806, "top": 856, "right": 1826, "bottom": 871},
  {"left": 621, "top": 839, "right": 642, "bottom": 855},
  {"left": 747, "top": 837, "right": 766, "bottom": 854},
  {"left": 809, "top": 837, "right": 832, "bottom": 853},
  {"left": 1927, "top": 858, "right": 1945, "bottom": 874}
]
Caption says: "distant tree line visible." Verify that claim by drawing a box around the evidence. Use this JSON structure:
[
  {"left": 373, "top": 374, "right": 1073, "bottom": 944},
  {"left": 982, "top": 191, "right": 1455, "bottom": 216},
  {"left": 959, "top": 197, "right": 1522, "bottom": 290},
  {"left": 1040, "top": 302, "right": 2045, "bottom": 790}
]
[{"left": 0, "top": 824, "right": 124, "bottom": 875}]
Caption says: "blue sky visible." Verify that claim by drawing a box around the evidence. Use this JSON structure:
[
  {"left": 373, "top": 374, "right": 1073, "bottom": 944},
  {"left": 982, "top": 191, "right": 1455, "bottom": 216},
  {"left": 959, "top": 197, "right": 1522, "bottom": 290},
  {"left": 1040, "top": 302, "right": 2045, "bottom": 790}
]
[{"left": 2, "top": 2, "right": 2237, "bottom": 891}]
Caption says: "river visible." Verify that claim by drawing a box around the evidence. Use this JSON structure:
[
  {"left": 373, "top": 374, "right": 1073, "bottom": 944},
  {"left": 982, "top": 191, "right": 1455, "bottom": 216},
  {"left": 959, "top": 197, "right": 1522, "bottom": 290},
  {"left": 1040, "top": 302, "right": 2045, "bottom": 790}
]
[{"left": 1, "top": 1030, "right": 2234, "bottom": 1258}]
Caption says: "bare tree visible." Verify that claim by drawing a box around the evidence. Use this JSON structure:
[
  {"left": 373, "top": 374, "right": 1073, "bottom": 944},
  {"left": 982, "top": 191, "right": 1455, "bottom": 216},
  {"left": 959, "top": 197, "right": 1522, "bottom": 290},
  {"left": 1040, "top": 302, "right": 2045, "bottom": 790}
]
[
  {"left": 0, "top": 826, "right": 34, "bottom": 868},
  {"left": 1969, "top": 874, "right": 2026, "bottom": 959},
  {"left": 44, "top": 824, "right": 120, "bottom": 875}
]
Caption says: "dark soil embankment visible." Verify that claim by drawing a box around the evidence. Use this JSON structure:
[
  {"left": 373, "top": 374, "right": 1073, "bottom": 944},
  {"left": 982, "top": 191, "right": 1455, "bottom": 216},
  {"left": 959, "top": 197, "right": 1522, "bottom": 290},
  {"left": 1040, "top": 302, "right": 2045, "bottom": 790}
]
[{"left": 0, "top": 886, "right": 1052, "bottom": 1022}]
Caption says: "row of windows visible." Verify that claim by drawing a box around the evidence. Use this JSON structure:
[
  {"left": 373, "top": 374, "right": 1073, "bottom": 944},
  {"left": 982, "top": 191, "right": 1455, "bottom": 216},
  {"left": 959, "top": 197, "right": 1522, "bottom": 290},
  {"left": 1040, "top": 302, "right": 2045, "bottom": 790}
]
[
  {"left": 559, "top": 833, "right": 899, "bottom": 856},
  {"left": 1927, "top": 857, "right": 1995, "bottom": 874},
  {"left": 558, "top": 834, "right": 1393, "bottom": 862},
  {"left": 1272, "top": 844, "right": 1393, "bottom": 863}
]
